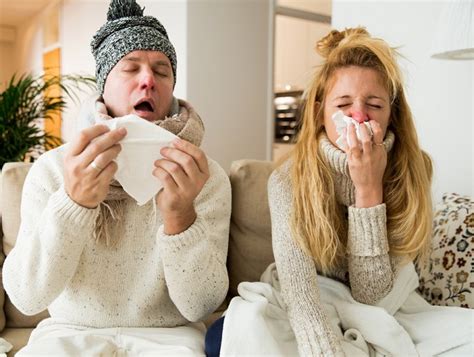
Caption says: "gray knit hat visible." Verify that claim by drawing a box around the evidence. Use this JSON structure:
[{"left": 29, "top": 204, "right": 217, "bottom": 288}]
[{"left": 91, "top": 0, "right": 177, "bottom": 94}]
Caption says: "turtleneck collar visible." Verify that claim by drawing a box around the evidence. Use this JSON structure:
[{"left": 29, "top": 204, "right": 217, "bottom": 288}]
[{"left": 319, "top": 130, "right": 395, "bottom": 206}]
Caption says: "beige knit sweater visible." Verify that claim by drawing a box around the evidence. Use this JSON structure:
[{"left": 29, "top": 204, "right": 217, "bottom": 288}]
[
  {"left": 3, "top": 144, "right": 231, "bottom": 328},
  {"left": 268, "top": 132, "right": 402, "bottom": 356}
]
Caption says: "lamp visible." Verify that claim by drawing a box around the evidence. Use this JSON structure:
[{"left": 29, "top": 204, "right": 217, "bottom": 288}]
[{"left": 431, "top": 0, "right": 474, "bottom": 60}]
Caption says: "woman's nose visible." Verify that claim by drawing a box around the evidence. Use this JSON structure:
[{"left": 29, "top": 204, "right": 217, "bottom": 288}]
[{"left": 348, "top": 110, "right": 368, "bottom": 123}]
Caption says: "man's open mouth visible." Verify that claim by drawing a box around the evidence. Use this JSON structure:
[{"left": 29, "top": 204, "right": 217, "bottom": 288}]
[{"left": 134, "top": 99, "right": 154, "bottom": 113}]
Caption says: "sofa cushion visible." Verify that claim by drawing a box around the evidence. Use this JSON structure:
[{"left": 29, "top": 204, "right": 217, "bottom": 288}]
[
  {"left": 0, "top": 327, "right": 34, "bottom": 356},
  {"left": 416, "top": 193, "right": 473, "bottom": 308},
  {"left": 1, "top": 162, "right": 49, "bottom": 328},
  {"left": 4, "top": 295, "right": 49, "bottom": 329},
  {"left": 227, "top": 160, "right": 275, "bottom": 297},
  {"left": 1, "top": 163, "right": 32, "bottom": 256},
  {"left": 0, "top": 220, "right": 5, "bottom": 333}
]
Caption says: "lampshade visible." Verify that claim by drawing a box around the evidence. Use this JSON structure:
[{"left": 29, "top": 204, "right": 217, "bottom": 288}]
[{"left": 431, "top": 0, "right": 474, "bottom": 60}]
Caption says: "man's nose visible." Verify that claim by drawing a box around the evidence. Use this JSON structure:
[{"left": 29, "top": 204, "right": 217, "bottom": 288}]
[{"left": 139, "top": 70, "right": 156, "bottom": 91}]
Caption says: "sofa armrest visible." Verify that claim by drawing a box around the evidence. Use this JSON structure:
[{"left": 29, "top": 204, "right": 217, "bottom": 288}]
[
  {"left": 1, "top": 162, "right": 49, "bottom": 328},
  {"left": 0, "top": 170, "right": 6, "bottom": 332}
]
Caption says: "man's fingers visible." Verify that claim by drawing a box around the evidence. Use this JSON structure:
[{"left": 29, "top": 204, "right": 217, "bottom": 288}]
[
  {"left": 153, "top": 166, "right": 179, "bottom": 192},
  {"left": 81, "top": 127, "right": 127, "bottom": 167},
  {"left": 170, "top": 139, "right": 209, "bottom": 175},
  {"left": 97, "top": 160, "right": 118, "bottom": 183},
  {"left": 69, "top": 125, "right": 110, "bottom": 156},
  {"left": 159, "top": 146, "right": 201, "bottom": 180},
  {"left": 154, "top": 159, "right": 188, "bottom": 188},
  {"left": 88, "top": 144, "right": 121, "bottom": 177}
]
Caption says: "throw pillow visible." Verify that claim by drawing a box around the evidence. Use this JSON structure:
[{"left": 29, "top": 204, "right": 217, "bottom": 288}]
[{"left": 416, "top": 193, "right": 473, "bottom": 308}]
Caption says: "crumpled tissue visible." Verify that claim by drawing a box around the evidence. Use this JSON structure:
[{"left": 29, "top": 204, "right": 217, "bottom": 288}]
[
  {"left": 331, "top": 110, "right": 373, "bottom": 150},
  {"left": 101, "top": 114, "right": 177, "bottom": 205}
]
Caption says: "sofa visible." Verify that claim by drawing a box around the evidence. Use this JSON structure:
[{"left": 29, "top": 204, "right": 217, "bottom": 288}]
[{"left": 0, "top": 160, "right": 472, "bottom": 355}]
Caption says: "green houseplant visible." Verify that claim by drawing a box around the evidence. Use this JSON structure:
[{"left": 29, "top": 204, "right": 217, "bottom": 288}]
[{"left": 0, "top": 74, "right": 95, "bottom": 169}]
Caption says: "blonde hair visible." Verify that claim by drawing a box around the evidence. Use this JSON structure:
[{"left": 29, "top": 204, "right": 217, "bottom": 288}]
[{"left": 289, "top": 27, "right": 433, "bottom": 274}]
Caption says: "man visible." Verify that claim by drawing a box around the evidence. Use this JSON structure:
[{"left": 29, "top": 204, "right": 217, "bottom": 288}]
[{"left": 3, "top": 0, "right": 231, "bottom": 355}]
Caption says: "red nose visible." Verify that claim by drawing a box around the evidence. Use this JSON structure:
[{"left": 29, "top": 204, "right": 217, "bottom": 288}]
[{"left": 350, "top": 111, "right": 368, "bottom": 123}]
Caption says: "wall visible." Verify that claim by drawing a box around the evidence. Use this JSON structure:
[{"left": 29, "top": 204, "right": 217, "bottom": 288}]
[
  {"left": 60, "top": 0, "right": 187, "bottom": 142},
  {"left": 274, "top": 15, "right": 330, "bottom": 92},
  {"left": 332, "top": 0, "right": 473, "bottom": 201},
  {"left": 0, "top": 41, "right": 15, "bottom": 90},
  {"left": 187, "top": 0, "right": 273, "bottom": 171},
  {"left": 1, "top": 1, "right": 63, "bottom": 87},
  {"left": 278, "top": 0, "right": 331, "bottom": 14},
  {"left": 7, "top": 17, "right": 43, "bottom": 81},
  {"left": 7, "top": 0, "right": 274, "bottom": 172}
]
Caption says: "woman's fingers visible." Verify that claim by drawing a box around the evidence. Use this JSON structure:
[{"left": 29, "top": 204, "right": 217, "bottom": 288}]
[
  {"left": 370, "top": 120, "right": 384, "bottom": 145},
  {"left": 347, "top": 123, "right": 362, "bottom": 158},
  {"left": 359, "top": 123, "right": 373, "bottom": 153}
]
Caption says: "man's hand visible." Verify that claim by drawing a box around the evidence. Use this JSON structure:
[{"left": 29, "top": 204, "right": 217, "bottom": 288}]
[
  {"left": 153, "top": 138, "right": 210, "bottom": 235},
  {"left": 64, "top": 125, "right": 127, "bottom": 209}
]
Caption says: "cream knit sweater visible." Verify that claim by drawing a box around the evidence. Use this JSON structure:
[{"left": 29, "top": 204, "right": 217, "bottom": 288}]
[
  {"left": 3, "top": 144, "right": 231, "bottom": 328},
  {"left": 268, "top": 132, "right": 402, "bottom": 356}
]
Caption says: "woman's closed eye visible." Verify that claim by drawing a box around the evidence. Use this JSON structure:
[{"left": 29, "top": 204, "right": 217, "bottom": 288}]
[
  {"left": 368, "top": 104, "right": 382, "bottom": 109},
  {"left": 336, "top": 103, "right": 351, "bottom": 108},
  {"left": 336, "top": 103, "right": 382, "bottom": 109}
]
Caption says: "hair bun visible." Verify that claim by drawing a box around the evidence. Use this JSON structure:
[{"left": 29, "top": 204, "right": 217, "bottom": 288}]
[{"left": 316, "top": 27, "right": 369, "bottom": 58}]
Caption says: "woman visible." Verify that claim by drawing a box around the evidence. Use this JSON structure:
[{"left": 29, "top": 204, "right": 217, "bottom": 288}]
[
  {"left": 206, "top": 27, "right": 472, "bottom": 357},
  {"left": 265, "top": 27, "right": 432, "bottom": 356}
]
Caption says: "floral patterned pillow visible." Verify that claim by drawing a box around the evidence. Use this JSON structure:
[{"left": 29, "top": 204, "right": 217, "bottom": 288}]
[{"left": 416, "top": 193, "right": 473, "bottom": 308}]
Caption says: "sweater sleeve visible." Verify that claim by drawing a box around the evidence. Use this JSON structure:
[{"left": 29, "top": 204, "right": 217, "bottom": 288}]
[
  {"left": 157, "top": 159, "right": 231, "bottom": 322},
  {"left": 3, "top": 154, "right": 99, "bottom": 315},
  {"left": 346, "top": 204, "right": 393, "bottom": 305},
  {"left": 268, "top": 168, "right": 344, "bottom": 357}
]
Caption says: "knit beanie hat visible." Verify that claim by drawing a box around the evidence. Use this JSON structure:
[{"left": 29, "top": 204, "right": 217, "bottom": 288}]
[{"left": 91, "top": 0, "right": 177, "bottom": 94}]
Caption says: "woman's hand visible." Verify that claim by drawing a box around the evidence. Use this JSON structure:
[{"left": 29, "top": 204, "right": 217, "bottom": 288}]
[
  {"left": 64, "top": 125, "right": 127, "bottom": 209},
  {"left": 153, "top": 138, "right": 210, "bottom": 235},
  {"left": 346, "top": 120, "right": 387, "bottom": 208}
]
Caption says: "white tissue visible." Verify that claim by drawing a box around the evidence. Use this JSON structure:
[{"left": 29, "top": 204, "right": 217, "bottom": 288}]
[
  {"left": 101, "top": 115, "right": 177, "bottom": 205},
  {"left": 331, "top": 110, "right": 373, "bottom": 150}
]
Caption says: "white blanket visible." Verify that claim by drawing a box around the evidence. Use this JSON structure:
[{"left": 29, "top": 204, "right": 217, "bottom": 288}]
[
  {"left": 221, "top": 263, "right": 473, "bottom": 356},
  {"left": 17, "top": 319, "right": 206, "bottom": 356}
]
